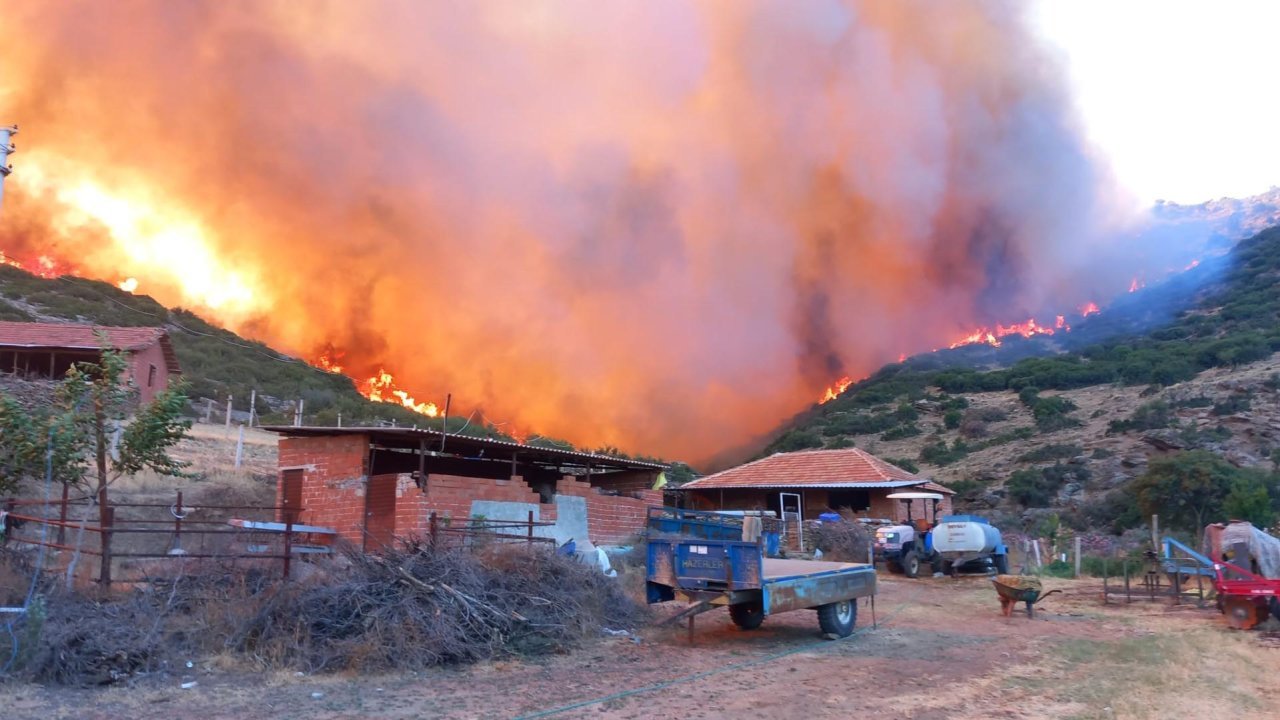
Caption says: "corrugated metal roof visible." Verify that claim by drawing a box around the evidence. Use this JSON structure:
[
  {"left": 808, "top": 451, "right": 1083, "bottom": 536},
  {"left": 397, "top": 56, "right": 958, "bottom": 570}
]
[
  {"left": 681, "top": 447, "right": 954, "bottom": 494},
  {"left": 0, "top": 321, "right": 181, "bottom": 374},
  {"left": 260, "top": 425, "right": 669, "bottom": 472}
]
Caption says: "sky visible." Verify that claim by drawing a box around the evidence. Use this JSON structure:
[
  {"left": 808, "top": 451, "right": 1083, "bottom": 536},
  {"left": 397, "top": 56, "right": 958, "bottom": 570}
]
[{"left": 1032, "top": 0, "right": 1280, "bottom": 205}]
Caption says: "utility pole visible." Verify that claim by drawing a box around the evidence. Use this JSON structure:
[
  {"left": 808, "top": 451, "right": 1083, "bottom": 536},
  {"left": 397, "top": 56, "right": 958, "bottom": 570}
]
[{"left": 0, "top": 125, "right": 16, "bottom": 213}]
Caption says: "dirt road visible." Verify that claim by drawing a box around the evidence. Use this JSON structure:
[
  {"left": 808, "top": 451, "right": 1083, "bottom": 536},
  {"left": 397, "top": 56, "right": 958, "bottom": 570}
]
[{"left": 6, "top": 574, "right": 1278, "bottom": 719}]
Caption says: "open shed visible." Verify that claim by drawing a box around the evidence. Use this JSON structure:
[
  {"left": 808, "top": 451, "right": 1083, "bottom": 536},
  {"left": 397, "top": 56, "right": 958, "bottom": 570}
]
[{"left": 262, "top": 426, "right": 667, "bottom": 550}]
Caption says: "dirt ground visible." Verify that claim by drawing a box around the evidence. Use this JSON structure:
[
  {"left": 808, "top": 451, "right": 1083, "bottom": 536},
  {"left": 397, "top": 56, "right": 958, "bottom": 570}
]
[{"left": 5, "top": 573, "right": 1278, "bottom": 720}]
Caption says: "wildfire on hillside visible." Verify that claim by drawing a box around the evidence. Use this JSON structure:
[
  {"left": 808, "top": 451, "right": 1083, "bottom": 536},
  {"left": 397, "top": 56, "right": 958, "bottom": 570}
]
[
  {"left": 362, "top": 368, "right": 439, "bottom": 418},
  {"left": 0, "top": 2, "right": 1217, "bottom": 460},
  {"left": 1079, "top": 302, "right": 1100, "bottom": 317},
  {"left": 118, "top": 277, "right": 138, "bottom": 293},
  {"left": 1129, "top": 277, "right": 1145, "bottom": 293},
  {"left": 819, "top": 376, "right": 855, "bottom": 404}
]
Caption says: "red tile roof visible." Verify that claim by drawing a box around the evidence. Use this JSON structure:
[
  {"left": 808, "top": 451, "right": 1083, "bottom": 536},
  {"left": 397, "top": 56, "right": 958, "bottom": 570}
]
[
  {"left": 683, "top": 448, "right": 954, "bottom": 493},
  {"left": 0, "top": 321, "right": 181, "bottom": 373}
]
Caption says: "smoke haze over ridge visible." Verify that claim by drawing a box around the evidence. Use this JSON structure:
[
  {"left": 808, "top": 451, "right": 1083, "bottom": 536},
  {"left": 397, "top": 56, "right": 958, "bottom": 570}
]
[{"left": 0, "top": 1, "right": 1131, "bottom": 460}]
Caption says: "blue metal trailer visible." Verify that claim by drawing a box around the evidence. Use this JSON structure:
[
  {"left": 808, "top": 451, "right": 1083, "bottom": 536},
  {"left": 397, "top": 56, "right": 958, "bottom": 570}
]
[{"left": 645, "top": 508, "right": 877, "bottom": 638}]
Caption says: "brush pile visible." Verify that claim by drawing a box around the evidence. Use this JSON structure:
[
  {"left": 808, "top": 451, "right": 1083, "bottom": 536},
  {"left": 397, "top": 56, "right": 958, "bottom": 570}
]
[
  {"left": 810, "top": 511, "right": 872, "bottom": 562},
  {"left": 11, "top": 542, "right": 646, "bottom": 685}
]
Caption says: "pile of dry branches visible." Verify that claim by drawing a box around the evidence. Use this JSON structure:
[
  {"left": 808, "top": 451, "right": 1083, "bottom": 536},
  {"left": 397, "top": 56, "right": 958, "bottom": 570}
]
[
  {"left": 810, "top": 513, "right": 872, "bottom": 562},
  {"left": 11, "top": 542, "right": 645, "bottom": 685}
]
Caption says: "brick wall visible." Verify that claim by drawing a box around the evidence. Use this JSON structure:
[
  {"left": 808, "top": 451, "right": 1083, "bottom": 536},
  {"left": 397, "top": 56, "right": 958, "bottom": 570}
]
[
  {"left": 395, "top": 473, "right": 547, "bottom": 538},
  {"left": 276, "top": 436, "right": 665, "bottom": 549},
  {"left": 556, "top": 476, "right": 662, "bottom": 545},
  {"left": 276, "top": 434, "right": 370, "bottom": 545}
]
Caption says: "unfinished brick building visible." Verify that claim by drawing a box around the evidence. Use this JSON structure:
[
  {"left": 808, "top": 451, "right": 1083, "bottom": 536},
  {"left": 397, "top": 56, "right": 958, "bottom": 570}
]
[
  {"left": 679, "top": 448, "right": 954, "bottom": 523},
  {"left": 263, "top": 426, "right": 666, "bottom": 550}
]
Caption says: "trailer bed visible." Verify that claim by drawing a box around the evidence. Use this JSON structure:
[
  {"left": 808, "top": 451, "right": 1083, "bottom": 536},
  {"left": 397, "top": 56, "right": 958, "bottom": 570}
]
[{"left": 762, "top": 558, "right": 863, "bottom": 580}]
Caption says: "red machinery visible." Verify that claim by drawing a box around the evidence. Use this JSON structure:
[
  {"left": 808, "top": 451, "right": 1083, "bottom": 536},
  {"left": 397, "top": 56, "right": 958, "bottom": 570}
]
[{"left": 1212, "top": 562, "right": 1280, "bottom": 630}]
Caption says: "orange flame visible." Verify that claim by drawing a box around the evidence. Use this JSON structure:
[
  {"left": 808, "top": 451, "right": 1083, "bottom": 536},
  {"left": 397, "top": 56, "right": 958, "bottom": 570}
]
[
  {"left": 314, "top": 350, "right": 345, "bottom": 375},
  {"left": 819, "top": 376, "right": 854, "bottom": 404},
  {"left": 118, "top": 277, "right": 138, "bottom": 293},
  {"left": 363, "top": 368, "right": 439, "bottom": 417},
  {"left": 1128, "top": 277, "right": 1144, "bottom": 293},
  {"left": 1079, "top": 302, "right": 1100, "bottom": 317},
  {"left": 0, "top": 249, "right": 63, "bottom": 278}
]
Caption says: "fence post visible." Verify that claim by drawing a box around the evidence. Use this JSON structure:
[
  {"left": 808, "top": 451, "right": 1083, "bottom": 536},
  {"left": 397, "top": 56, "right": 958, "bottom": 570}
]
[
  {"left": 57, "top": 483, "right": 69, "bottom": 545},
  {"left": 1074, "top": 536, "right": 1082, "bottom": 578},
  {"left": 234, "top": 425, "right": 245, "bottom": 469},
  {"left": 527, "top": 510, "right": 534, "bottom": 545},
  {"left": 282, "top": 509, "right": 294, "bottom": 581},
  {"left": 429, "top": 511, "right": 439, "bottom": 549},
  {"left": 174, "top": 490, "right": 183, "bottom": 554},
  {"left": 99, "top": 505, "right": 114, "bottom": 587}
]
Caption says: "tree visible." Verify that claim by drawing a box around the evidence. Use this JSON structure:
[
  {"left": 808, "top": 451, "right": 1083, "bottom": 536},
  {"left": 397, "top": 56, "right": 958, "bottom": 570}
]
[
  {"left": 1131, "top": 451, "right": 1239, "bottom": 536},
  {"left": 1222, "top": 470, "right": 1276, "bottom": 528},
  {"left": 0, "top": 343, "right": 191, "bottom": 582}
]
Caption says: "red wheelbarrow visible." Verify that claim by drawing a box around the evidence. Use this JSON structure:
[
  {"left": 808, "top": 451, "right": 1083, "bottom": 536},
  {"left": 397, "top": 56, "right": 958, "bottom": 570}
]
[{"left": 1213, "top": 562, "right": 1280, "bottom": 630}]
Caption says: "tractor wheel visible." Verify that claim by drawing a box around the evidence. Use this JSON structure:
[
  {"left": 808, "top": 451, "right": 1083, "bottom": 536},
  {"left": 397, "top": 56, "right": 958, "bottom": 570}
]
[
  {"left": 902, "top": 551, "right": 920, "bottom": 579},
  {"left": 729, "top": 601, "right": 765, "bottom": 630},
  {"left": 1223, "top": 597, "right": 1268, "bottom": 630},
  {"left": 817, "top": 599, "right": 857, "bottom": 638},
  {"left": 994, "top": 554, "right": 1010, "bottom": 575}
]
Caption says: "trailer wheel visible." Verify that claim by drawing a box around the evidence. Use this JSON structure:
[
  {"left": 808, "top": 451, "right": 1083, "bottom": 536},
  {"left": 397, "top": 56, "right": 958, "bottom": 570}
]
[
  {"left": 994, "top": 553, "right": 1009, "bottom": 575},
  {"left": 902, "top": 550, "right": 920, "bottom": 578},
  {"left": 729, "top": 602, "right": 765, "bottom": 630},
  {"left": 817, "top": 599, "right": 857, "bottom": 638}
]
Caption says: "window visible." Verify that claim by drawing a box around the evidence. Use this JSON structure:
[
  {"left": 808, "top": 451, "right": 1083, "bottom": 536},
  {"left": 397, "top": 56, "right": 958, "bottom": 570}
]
[
  {"left": 148, "top": 364, "right": 157, "bottom": 388},
  {"left": 827, "top": 489, "right": 871, "bottom": 512}
]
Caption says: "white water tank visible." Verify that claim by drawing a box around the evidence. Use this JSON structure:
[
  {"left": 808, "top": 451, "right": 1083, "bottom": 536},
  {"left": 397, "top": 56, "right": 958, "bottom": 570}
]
[{"left": 932, "top": 517, "right": 1002, "bottom": 556}]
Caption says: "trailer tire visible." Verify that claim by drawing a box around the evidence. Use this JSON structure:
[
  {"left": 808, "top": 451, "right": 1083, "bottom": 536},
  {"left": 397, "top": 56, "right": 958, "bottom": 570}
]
[
  {"left": 994, "top": 553, "right": 1009, "bottom": 575},
  {"left": 817, "top": 599, "right": 857, "bottom": 638},
  {"left": 902, "top": 550, "right": 920, "bottom": 578},
  {"left": 729, "top": 602, "right": 765, "bottom": 630}
]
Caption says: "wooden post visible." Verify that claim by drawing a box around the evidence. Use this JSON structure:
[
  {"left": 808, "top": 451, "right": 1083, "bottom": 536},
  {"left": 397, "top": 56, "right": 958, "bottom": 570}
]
[
  {"left": 429, "top": 511, "right": 439, "bottom": 549},
  {"left": 527, "top": 510, "right": 534, "bottom": 544},
  {"left": 282, "top": 509, "right": 294, "bottom": 580},
  {"left": 99, "top": 505, "right": 114, "bottom": 587},
  {"left": 248, "top": 389, "right": 257, "bottom": 427},
  {"left": 204, "top": 398, "right": 213, "bottom": 423},
  {"left": 1074, "top": 536, "right": 1082, "bottom": 578},
  {"left": 174, "top": 490, "right": 183, "bottom": 553},
  {"left": 224, "top": 394, "right": 233, "bottom": 430},
  {"left": 57, "top": 482, "right": 69, "bottom": 546},
  {"left": 234, "top": 425, "right": 245, "bottom": 469},
  {"left": 337, "top": 412, "right": 342, "bottom": 428},
  {"left": 1032, "top": 539, "right": 1042, "bottom": 567},
  {"left": 1151, "top": 514, "right": 1159, "bottom": 550},
  {"left": 295, "top": 399, "right": 305, "bottom": 427}
]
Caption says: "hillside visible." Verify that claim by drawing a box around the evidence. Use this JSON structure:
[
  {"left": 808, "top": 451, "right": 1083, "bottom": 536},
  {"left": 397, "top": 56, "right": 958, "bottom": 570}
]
[
  {"left": 0, "top": 265, "right": 510, "bottom": 435},
  {"left": 763, "top": 224, "right": 1280, "bottom": 535}
]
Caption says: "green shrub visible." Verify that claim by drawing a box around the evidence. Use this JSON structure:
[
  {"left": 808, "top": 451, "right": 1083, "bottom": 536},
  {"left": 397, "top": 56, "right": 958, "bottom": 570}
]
[
  {"left": 1018, "top": 444, "right": 1083, "bottom": 463},
  {"left": 1107, "top": 400, "right": 1172, "bottom": 434},
  {"left": 943, "top": 409, "right": 963, "bottom": 430},
  {"left": 880, "top": 423, "right": 922, "bottom": 441},
  {"left": 1211, "top": 396, "right": 1252, "bottom": 416},
  {"left": 920, "top": 440, "right": 969, "bottom": 466},
  {"left": 886, "top": 457, "right": 919, "bottom": 473}
]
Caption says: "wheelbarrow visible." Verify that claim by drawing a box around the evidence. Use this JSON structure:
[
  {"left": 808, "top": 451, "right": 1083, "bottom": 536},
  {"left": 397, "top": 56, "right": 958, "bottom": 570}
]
[{"left": 993, "top": 575, "right": 1062, "bottom": 618}]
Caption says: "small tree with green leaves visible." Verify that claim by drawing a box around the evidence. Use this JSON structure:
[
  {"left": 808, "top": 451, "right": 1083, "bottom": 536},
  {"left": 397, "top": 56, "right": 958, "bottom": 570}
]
[{"left": 0, "top": 343, "right": 191, "bottom": 581}]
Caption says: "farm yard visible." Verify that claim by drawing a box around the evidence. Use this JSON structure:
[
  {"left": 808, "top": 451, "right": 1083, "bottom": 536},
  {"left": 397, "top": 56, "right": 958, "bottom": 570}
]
[{"left": 4, "top": 573, "right": 1277, "bottom": 720}]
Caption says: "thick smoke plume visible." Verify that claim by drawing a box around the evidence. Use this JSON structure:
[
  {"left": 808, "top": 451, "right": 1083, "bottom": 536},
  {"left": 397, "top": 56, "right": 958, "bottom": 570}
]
[{"left": 0, "top": 1, "right": 1121, "bottom": 461}]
